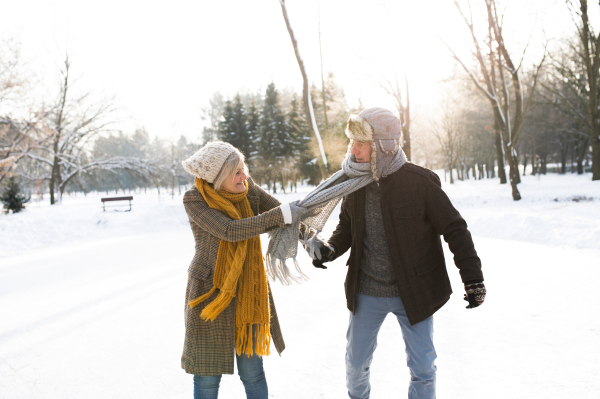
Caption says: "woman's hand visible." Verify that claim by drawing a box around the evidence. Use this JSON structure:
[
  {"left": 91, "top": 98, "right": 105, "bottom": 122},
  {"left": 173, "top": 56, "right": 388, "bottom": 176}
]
[{"left": 281, "top": 200, "right": 308, "bottom": 224}]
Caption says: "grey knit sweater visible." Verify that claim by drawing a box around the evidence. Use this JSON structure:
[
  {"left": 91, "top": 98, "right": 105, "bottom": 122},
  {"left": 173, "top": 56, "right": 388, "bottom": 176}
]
[{"left": 357, "top": 181, "right": 401, "bottom": 298}]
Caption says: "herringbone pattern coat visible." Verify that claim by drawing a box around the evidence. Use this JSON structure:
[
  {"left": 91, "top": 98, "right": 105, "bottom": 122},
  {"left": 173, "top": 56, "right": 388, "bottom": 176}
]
[{"left": 181, "top": 177, "right": 286, "bottom": 376}]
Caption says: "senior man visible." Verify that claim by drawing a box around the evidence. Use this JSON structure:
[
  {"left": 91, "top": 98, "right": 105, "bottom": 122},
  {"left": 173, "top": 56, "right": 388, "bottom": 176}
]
[{"left": 310, "top": 108, "right": 486, "bottom": 399}]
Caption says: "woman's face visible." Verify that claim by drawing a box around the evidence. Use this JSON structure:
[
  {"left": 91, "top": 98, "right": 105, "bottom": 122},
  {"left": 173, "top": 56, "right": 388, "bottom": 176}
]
[{"left": 220, "top": 161, "right": 247, "bottom": 194}]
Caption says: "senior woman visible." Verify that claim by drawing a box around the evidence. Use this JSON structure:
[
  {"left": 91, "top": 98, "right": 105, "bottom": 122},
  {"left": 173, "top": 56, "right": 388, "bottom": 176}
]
[{"left": 180, "top": 141, "right": 306, "bottom": 399}]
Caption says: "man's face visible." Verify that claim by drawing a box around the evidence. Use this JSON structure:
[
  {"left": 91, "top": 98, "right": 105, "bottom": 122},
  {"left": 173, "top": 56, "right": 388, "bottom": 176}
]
[{"left": 350, "top": 140, "right": 372, "bottom": 163}]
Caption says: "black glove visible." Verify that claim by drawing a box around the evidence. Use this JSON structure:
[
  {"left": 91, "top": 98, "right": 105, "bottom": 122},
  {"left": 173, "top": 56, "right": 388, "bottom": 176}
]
[
  {"left": 312, "top": 245, "right": 335, "bottom": 269},
  {"left": 463, "top": 281, "right": 486, "bottom": 309}
]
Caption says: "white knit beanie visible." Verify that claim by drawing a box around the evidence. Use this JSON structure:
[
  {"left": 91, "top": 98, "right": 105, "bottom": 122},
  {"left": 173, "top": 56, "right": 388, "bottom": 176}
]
[{"left": 181, "top": 141, "right": 238, "bottom": 183}]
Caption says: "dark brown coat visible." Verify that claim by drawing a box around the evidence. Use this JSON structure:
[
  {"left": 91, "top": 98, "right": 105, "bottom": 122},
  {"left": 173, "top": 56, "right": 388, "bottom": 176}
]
[
  {"left": 181, "top": 177, "right": 286, "bottom": 375},
  {"left": 328, "top": 163, "right": 483, "bottom": 325}
]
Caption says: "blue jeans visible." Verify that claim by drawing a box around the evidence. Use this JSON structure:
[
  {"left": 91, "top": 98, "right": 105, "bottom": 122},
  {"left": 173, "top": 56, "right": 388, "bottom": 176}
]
[
  {"left": 193, "top": 352, "right": 268, "bottom": 399},
  {"left": 346, "top": 294, "right": 437, "bottom": 399}
]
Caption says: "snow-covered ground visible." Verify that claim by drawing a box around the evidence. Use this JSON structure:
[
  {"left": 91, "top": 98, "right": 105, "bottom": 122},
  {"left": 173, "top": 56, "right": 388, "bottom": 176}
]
[{"left": 1, "top": 173, "right": 599, "bottom": 398}]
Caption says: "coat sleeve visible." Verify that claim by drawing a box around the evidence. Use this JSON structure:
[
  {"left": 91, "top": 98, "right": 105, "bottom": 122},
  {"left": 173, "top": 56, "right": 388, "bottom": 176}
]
[
  {"left": 422, "top": 174, "right": 484, "bottom": 283},
  {"left": 183, "top": 189, "right": 285, "bottom": 242},
  {"left": 327, "top": 195, "right": 353, "bottom": 259},
  {"left": 251, "top": 179, "right": 283, "bottom": 213}
]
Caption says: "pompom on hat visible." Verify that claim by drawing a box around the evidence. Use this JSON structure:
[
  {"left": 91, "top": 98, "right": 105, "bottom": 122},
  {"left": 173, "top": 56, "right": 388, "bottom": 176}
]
[
  {"left": 182, "top": 141, "right": 238, "bottom": 183},
  {"left": 345, "top": 107, "right": 404, "bottom": 180}
]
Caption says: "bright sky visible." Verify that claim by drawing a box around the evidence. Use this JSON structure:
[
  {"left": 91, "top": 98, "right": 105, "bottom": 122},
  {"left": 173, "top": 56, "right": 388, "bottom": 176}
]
[{"left": 2, "top": 0, "right": 573, "bottom": 141}]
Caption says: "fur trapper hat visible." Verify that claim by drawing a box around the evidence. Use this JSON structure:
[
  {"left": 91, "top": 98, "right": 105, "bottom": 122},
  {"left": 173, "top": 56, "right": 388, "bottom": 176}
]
[
  {"left": 345, "top": 107, "right": 403, "bottom": 180},
  {"left": 181, "top": 141, "right": 237, "bottom": 183}
]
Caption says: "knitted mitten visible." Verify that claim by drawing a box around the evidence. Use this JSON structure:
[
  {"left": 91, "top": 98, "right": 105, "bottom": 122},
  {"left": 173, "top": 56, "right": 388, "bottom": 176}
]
[
  {"left": 288, "top": 200, "right": 308, "bottom": 224},
  {"left": 463, "top": 281, "right": 486, "bottom": 309},
  {"left": 312, "top": 245, "right": 335, "bottom": 269}
]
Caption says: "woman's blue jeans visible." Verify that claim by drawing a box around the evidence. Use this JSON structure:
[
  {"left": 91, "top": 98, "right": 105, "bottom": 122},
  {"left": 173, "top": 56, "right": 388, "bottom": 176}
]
[{"left": 193, "top": 351, "right": 268, "bottom": 399}]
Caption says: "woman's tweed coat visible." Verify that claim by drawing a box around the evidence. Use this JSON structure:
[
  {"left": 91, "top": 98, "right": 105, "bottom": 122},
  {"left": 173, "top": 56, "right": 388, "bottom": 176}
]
[{"left": 181, "top": 177, "right": 286, "bottom": 376}]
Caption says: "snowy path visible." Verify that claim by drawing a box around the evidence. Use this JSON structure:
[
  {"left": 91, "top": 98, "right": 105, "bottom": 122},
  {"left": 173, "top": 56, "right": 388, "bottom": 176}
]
[
  {"left": 1, "top": 230, "right": 598, "bottom": 398},
  {"left": 1, "top": 174, "right": 599, "bottom": 398}
]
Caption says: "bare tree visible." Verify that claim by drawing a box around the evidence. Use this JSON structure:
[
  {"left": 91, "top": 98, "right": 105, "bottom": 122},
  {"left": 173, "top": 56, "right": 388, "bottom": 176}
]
[
  {"left": 0, "top": 39, "right": 50, "bottom": 183},
  {"left": 361, "top": 5, "right": 413, "bottom": 161},
  {"left": 368, "top": 70, "right": 412, "bottom": 161},
  {"left": 0, "top": 37, "right": 28, "bottom": 106},
  {"left": 430, "top": 101, "right": 463, "bottom": 184},
  {"left": 566, "top": 0, "right": 600, "bottom": 180},
  {"left": 279, "top": 0, "right": 328, "bottom": 177},
  {"left": 443, "top": 0, "right": 546, "bottom": 200},
  {"left": 541, "top": 38, "right": 590, "bottom": 174},
  {"left": 24, "top": 54, "right": 158, "bottom": 203},
  {"left": 0, "top": 116, "right": 49, "bottom": 183},
  {"left": 318, "top": 7, "right": 329, "bottom": 138}
]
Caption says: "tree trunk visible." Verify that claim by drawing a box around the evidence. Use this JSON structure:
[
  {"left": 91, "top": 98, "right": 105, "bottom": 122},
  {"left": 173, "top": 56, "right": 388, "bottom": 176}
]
[
  {"left": 49, "top": 154, "right": 61, "bottom": 205},
  {"left": 541, "top": 156, "right": 547, "bottom": 174},
  {"left": 579, "top": 0, "right": 600, "bottom": 179},
  {"left": 560, "top": 142, "right": 568, "bottom": 174},
  {"left": 495, "top": 129, "right": 507, "bottom": 183},
  {"left": 592, "top": 141, "right": 600, "bottom": 179},
  {"left": 49, "top": 174, "right": 56, "bottom": 205},
  {"left": 512, "top": 152, "right": 522, "bottom": 183},
  {"left": 504, "top": 144, "right": 521, "bottom": 200},
  {"left": 280, "top": 0, "right": 328, "bottom": 177},
  {"left": 318, "top": 12, "right": 329, "bottom": 138},
  {"left": 577, "top": 139, "right": 587, "bottom": 174}
]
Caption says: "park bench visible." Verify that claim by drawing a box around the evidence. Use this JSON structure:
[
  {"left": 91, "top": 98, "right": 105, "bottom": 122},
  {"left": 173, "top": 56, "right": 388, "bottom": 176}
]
[{"left": 101, "top": 196, "right": 133, "bottom": 212}]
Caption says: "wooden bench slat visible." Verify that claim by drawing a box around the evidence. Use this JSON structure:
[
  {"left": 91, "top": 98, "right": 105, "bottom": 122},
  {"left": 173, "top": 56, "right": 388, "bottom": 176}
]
[{"left": 101, "top": 196, "right": 133, "bottom": 202}]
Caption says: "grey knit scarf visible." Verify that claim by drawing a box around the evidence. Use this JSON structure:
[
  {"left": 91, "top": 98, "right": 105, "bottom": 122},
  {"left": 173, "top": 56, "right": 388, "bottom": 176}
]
[{"left": 265, "top": 147, "right": 407, "bottom": 285}]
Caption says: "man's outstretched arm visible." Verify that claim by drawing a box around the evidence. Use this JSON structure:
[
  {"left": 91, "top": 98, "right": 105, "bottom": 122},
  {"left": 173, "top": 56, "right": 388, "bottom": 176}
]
[{"left": 311, "top": 196, "right": 353, "bottom": 268}]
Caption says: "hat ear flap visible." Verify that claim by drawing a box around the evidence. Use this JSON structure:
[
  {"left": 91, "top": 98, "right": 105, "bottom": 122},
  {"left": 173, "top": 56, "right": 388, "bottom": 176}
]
[{"left": 370, "top": 141, "right": 378, "bottom": 181}]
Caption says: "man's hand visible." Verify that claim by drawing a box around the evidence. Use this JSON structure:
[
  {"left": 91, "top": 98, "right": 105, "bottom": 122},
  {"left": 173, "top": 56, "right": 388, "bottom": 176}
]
[
  {"left": 311, "top": 242, "right": 335, "bottom": 269},
  {"left": 463, "top": 281, "right": 486, "bottom": 309}
]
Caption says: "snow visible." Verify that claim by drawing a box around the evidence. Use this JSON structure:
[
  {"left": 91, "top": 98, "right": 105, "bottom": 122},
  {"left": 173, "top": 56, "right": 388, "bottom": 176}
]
[{"left": 1, "top": 173, "right": 599, "bottom": 398}]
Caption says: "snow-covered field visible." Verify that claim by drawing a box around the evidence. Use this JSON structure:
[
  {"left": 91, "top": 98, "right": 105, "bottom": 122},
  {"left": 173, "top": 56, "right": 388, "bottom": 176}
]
[{"left": 1, "top": 173, "right": 599, "bottom": 398}]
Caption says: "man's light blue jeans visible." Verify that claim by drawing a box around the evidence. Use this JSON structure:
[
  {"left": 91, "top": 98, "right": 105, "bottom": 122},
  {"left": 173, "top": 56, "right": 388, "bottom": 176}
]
[
  {"left": 193, "top": 352, "right": 267, "bottom": 399},
  {"left": 346, "top": 294, "right": 437, "bottom": 399}
]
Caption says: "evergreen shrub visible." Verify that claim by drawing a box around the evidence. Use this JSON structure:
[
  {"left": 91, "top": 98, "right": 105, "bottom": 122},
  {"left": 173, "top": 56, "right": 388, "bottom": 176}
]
[{"left": 1, "top": 177, "right": 30, "bottom": 214}]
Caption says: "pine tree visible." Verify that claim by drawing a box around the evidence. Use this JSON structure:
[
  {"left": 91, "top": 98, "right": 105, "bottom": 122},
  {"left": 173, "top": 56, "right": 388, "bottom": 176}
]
[
  {"left": 218, "top": 95, "right": 255, "bottom": 163},
  {"left": 217, "top": 100, "right": 236, "bottom": 143},
  {"left": 256, "top": 83, "right": 295, "bottom": 191},
  {"left": 1, "top": 177, "right": 30, "bottom": 214},
  {"left": 290, "top": 95, "right": 321, "bottom": 186},
  {"left": 288, "top": 95, "right": 311, "bottom": 157},
  {"left": 246, "top": 101, "right": 260, "bottom": 168},
  {"left": 256, "top": 83, "right": 279, "bottom": 190}
]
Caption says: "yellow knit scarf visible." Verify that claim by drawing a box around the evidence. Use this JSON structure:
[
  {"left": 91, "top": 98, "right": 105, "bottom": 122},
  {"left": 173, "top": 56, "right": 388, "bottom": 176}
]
[{"left": 188, "top": 177, "right": 271, "bottom": 357}]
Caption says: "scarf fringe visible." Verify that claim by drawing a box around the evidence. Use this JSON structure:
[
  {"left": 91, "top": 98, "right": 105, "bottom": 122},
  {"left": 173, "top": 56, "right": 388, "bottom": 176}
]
[
  {"left": 188, "top": 287, "right": 216, "bottom": 309},
  {"left": 200, "top": 290, "right": 235, "bottom": 322},
  {"left": 265, "top": 253, "right": 309, "bottom": 286},
  {"left": 236, "top": 323, "right": 271, "bottom": 357},
  {"left": 264, "top": 155, "right": 377, "bottom": 285}
]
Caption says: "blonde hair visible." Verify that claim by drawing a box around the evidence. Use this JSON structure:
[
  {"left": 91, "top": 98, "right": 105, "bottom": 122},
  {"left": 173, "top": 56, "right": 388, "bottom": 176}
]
[{"left": 213, "top": 150, "right": 248, "bottom": 192}]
